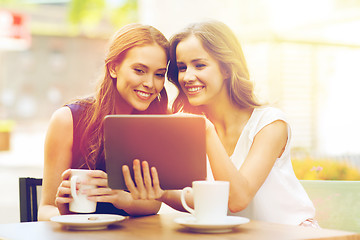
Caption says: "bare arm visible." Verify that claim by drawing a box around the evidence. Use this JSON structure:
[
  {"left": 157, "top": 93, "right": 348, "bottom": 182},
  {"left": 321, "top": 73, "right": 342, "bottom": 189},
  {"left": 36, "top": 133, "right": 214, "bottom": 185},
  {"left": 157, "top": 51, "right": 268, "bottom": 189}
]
[
  {"left": 38, "top": 107, "right": 73, "bottom": 221},
  {"left": 206, "top": 120, "right": 288, "bottom": 212},
  {"left": 120, "top": 117, "right": 287, "bottom": 214},
  {"left": 38, "top": 107, "right": 161, "bottom": 220}
]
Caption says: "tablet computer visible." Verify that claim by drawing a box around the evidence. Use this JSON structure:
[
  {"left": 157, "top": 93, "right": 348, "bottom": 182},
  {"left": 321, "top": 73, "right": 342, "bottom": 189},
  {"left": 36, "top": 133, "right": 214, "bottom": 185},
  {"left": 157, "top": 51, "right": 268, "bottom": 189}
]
[{"left": 104, "top": 114, "right": 207, "bottom": 190}]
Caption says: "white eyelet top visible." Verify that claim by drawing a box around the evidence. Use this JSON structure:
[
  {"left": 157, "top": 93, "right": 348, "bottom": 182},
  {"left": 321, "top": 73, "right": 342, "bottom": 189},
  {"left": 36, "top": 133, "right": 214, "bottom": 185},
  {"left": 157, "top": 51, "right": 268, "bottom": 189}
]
[{"left": 207, "top": 107, "right": 315, "bottom": 225}]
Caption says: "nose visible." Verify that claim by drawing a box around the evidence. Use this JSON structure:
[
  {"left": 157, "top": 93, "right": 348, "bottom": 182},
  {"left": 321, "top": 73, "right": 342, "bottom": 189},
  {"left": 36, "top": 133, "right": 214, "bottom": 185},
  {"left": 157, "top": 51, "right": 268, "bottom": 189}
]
[
  {"left": 182, "top": 68, "right": 196, "bottom": 83},
  {"left": 142, "top": 75, "right": 154, "bottom": 89}
]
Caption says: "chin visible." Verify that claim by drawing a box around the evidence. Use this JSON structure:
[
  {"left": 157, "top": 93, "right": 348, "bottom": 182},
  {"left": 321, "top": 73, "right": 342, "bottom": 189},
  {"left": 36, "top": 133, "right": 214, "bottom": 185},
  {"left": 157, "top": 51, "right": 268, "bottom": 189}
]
[
  {"left": 133, "top": 104, "right": 151, "bottom": 112},
  {"left": 188, "top": 99, "right": 205, "bottom": 107}
]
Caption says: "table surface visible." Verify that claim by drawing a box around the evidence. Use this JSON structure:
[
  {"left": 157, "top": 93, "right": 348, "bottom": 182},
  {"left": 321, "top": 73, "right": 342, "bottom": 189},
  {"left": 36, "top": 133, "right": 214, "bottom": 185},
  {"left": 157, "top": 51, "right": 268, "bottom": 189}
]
[{"left": 0, "top": 212, "right": 359, "bottom": 240}]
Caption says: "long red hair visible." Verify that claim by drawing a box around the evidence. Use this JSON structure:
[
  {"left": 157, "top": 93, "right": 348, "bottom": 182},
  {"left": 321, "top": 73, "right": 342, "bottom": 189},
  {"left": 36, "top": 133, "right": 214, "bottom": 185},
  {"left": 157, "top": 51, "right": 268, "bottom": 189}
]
[{"left": 76, "top": 24, "right": 169, "bottom": 169}]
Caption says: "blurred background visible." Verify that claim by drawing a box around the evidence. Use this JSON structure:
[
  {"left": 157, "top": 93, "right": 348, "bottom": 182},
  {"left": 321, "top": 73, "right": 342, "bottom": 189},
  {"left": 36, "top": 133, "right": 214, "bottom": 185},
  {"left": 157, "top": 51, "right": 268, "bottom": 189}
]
[{"left": 1, "top": 0, "right": 360, "bottom": 223}]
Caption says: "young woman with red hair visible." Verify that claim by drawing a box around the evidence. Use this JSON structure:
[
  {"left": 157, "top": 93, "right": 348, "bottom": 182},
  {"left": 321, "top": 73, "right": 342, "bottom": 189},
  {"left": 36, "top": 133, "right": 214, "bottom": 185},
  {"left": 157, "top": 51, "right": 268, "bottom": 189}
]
[{"left": 38, "top": 23, "right": 170, "bottom": 221}]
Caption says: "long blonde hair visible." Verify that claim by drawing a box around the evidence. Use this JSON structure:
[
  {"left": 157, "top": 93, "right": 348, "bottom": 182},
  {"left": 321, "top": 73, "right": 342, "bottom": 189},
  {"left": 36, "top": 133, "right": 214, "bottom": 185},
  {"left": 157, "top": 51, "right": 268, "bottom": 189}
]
[
  {"left": 76, "top": 23, "right": 169, "bottom": 169},
  {"left": 168, "top": 20, "right": 260, "bottom": 113}
]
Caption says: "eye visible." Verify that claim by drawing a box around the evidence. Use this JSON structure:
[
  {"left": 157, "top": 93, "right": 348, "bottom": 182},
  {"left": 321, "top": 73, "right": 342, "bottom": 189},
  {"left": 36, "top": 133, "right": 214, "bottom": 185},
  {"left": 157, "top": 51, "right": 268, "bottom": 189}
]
[
  {"left": 134, "top": 68, "right": 145, "bottom": 74},
  {"left": 177, "top": 65, "right": 187, "bottom": 72},
  {"left": 195, "top": 63, "right": 206, "bottom": 69},
  {"left": 155, "top": 73, "right": 165, "bottom": 79}
]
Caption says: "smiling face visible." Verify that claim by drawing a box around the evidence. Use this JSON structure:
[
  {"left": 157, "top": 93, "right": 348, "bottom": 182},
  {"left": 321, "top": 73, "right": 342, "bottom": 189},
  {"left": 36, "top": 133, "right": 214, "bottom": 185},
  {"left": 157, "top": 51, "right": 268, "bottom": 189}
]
[
  {"left": 176, "top": 35, "right": 228, "bottom": 107},
  {"left": 110, "top": 43, "right": 167, "bottom": 112}
]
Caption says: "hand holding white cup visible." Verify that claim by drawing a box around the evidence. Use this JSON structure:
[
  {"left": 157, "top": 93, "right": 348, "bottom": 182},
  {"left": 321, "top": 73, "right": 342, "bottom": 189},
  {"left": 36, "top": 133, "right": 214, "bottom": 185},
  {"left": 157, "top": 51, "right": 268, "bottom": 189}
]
[
  {"left": 181, "top": 181, "right": 229, "bottom": 224},
  {"left": 69, "top": 169, "right": 97, "bottom": 213}
]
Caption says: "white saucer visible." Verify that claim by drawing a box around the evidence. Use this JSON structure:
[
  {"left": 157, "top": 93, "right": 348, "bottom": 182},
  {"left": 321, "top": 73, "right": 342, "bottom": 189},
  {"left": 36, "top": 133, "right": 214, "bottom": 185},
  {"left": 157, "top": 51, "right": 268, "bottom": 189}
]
[
  {"left": 50, "top": 214, "right": 126, "bottom": 230},
  {"left": 174, "top": 215, "right": 250, "bottom": 233}
]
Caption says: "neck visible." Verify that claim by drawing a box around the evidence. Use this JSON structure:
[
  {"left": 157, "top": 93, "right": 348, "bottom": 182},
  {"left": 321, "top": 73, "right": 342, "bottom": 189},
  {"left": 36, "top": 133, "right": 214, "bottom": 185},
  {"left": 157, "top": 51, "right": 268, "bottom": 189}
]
[
  {"left": 114, "top": 96, "right": 134, "bottom": 114},
  {"left": 202, "top": 96, "right": 253, "bottom": 133},
  {"left": 202, "top": 96, "right": 254, "bottom": 156}
]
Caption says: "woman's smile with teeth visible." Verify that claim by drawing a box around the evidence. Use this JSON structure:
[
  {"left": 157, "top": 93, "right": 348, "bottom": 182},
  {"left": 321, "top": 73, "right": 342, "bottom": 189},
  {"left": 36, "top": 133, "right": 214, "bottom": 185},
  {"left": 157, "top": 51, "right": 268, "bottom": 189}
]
[
  {"left": 135, "top": 90, "right": 152, "bottom": 99},
  {"left": 187, "top": 86, "right": 204, "bottom": 92}
]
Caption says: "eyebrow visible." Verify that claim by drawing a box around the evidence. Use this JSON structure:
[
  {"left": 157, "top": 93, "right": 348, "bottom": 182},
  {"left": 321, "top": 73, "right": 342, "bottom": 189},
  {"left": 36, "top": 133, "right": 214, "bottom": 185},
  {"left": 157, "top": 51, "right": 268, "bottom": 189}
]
[
  {"left": 133, "top": 63, "right": 166, "bottom": 72},
  {"left": 132, "top": 63, "right": 149, "bottom": 70},
  {"left": 177, "top": 58, "right": 208, "bottom": 65}
]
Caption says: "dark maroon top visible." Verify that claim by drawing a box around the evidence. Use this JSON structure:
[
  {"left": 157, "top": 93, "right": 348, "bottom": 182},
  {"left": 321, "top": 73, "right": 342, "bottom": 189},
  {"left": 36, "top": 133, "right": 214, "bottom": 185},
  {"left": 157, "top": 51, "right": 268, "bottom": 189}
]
[{"left": 66, "top": 102, "right": 128, "bottom": 216}]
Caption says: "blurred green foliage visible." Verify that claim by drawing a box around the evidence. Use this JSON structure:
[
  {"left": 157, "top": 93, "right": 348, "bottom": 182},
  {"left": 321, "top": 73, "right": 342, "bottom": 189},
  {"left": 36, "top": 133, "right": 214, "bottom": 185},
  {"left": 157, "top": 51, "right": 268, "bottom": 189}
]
[
  {"left": 0, "top": 120, "right": 15, "bottom": 132},
  {"left": 0, "top": 0, "right": 138, "bottom": 30},
  {"left": 68, "top": 0, "right": 138, "bottom": 28},
  {"left": 109, "top": 0, "right": 137, "bottom": 27},
  {"left": 0, "top": 0, "right": 15, "bottom": 4},
  {"left": 292, "top": 157, "right": 360, "bottom": 180},
  {"left": 68, "top": 0, "right": 106, "bottom": 26},
  {"left": 0, "top": 0, "right": 22, "bottom": 6}
]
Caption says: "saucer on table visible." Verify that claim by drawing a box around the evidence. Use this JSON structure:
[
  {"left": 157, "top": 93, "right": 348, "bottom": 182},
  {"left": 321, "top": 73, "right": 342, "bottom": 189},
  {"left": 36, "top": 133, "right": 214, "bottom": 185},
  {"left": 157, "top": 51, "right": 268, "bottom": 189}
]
[
  {"left": 174, "top": 215, "right": 250, "bottom": 233},
  {"left": 50, "top": 214, "right": 126, "bottom": 230}
]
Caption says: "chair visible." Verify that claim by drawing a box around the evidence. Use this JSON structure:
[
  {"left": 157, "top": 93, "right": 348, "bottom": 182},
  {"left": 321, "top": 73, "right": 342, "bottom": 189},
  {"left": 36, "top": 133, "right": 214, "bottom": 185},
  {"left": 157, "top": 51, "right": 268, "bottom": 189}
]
[
  {"left": 300, "top": 180, "right": 360, "bottom": 232},
  {"left": 19, "top": 177, "right": 42, "bottom": 222}
]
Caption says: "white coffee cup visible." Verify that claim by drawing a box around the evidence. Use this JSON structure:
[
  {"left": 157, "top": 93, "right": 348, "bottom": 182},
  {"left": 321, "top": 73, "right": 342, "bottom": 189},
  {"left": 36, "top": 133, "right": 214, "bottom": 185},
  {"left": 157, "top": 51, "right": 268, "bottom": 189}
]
[
  {"left": 180, "top": 180, "right": 229, "bottom": 224},
  {"left": 69, "top": 169, "right": 97, "bottom": 213}
]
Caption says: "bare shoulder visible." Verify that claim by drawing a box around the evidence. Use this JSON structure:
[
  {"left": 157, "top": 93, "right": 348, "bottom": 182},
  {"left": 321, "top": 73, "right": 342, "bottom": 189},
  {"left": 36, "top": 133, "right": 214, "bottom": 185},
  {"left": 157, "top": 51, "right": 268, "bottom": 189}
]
[
  {"left": 45, "top": 106, "right": 73, "bottom": 145},
  {"left": 268, "top": 119, "right": 287, "bottom": 130},
  {"left": 260, "top": 120, "right": 288, "bottom": 139},
  {"left": 49, "top": 106, "right": 73, "bottom": 128}
]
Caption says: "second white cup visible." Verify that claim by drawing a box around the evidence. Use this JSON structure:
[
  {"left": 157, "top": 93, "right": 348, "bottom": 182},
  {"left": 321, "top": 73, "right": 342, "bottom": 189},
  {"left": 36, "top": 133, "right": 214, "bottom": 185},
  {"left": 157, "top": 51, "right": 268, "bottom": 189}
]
[
  {"left": 69, "top": 169, "right": 97, "bottom": 213},
  {"left": 181, "top": 181, "right": 229, "bottom": 224}
]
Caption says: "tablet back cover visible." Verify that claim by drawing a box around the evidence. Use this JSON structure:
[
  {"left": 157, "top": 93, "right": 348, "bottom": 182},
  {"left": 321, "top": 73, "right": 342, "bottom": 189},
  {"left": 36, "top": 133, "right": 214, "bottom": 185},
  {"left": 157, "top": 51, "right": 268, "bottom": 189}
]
[{"left": 104, "top": 115, "right": 206, "bottom": 190}]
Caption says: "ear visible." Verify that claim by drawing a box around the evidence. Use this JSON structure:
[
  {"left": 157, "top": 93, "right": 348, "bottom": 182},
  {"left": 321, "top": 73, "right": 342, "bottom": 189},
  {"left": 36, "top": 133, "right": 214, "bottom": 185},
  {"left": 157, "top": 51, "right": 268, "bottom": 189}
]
[
  {"left": 222, "top": 68, "right": 231, "bottom": 80},
  {"left": 224, "top": 70, "right": 231, "bottom": 79},
  {"left": 109, "top": 64, "right": 117, "bottom": 78},
  {"left": 220, "top": 63, "right": 231, "bottom": 80}
]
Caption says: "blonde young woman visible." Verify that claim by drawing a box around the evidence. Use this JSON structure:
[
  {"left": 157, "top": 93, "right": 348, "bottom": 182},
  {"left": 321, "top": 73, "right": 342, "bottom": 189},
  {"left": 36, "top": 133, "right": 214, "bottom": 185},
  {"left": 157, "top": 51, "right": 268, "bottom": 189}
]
[
  {"left": 123, "top": 20, "right": 318, "bottom": 227},
  {"left": 38, "top": 23, "right": 170, "bottom": 221}
]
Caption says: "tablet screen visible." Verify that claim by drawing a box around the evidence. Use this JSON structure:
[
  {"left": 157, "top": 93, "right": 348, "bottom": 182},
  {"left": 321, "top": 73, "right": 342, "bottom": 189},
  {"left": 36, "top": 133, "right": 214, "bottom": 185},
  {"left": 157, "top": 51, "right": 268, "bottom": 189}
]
[{"left": 104, "top": 114, "right": 207, "bottom": 190}]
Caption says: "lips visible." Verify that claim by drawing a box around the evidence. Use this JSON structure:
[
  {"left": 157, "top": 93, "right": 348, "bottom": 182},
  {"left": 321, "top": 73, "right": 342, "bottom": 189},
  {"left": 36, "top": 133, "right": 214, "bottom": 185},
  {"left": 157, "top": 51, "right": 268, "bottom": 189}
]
[
  {"left": 134, "top": 90, "right": 153, "bottom": 100},
  {"left": 184, "top": 86, "right": 204, "bottom": 95}
]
